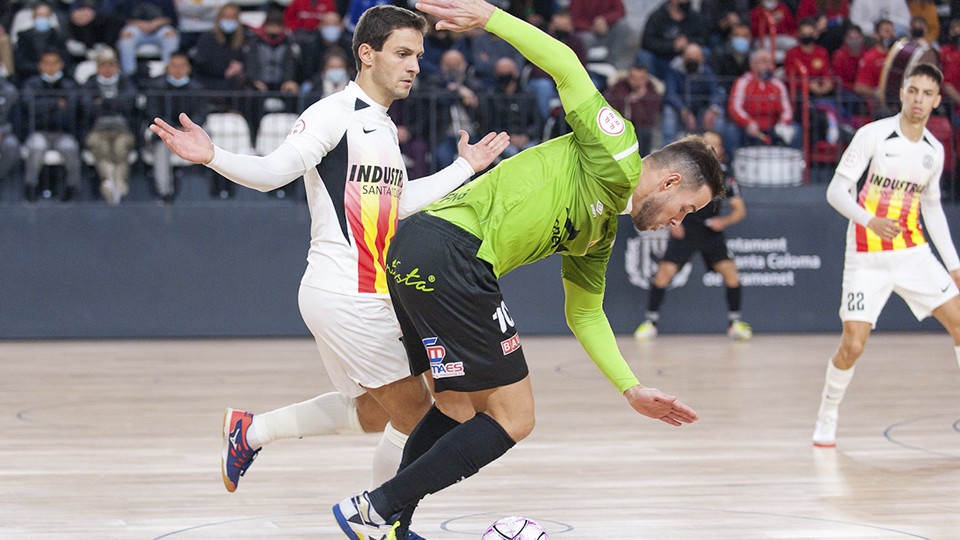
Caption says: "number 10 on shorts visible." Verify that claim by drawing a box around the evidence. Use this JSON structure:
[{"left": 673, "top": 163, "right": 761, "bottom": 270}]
[{"left": 493, "top": 301, "right": 515, "bottom": 333}]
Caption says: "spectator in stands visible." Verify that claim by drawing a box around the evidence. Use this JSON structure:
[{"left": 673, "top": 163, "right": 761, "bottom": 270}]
[
  {"left": 713, "top": 22, "right": 754, "bottom": 91},
  {"left": 796, "top": 0, "right": 850, "bottom": 52},
  {"left": 786, "top": 18, "right": 843, "bottom": 144},
  {"left": 725, "top": 48, "right": 798, "bottom": 154},
  {"left": 906, "top": 15, "right": 933, "bottom": 47},
  {"left": 344, "top": 0, "right": 392, "bottom": 34},
  {"left": 526, "top": 9, "right": 586, "bottom": 121},
  {"left": 427, "top": 48, "right": 481, "bottom": 169},
  {"left": 298, "top": 10, "right": 354, "bottom": 81},
  {"left": 283, "top": 0, "right": 336, "bottom": 33},
  {"left": 301, "top": 48, "right": 351, "bottom": 103},
  {"left": 0, "top": 75, "right": 20, "bottom": 192},
  {"left": 854, "top": 19, "right": 896, "bottom": 117},
  {"left": 65, "top": 0, "right": 124, "bottom": 65},
  {"left": 604, "top": 62, "right": 662, "bottom": 155},
  {"left": 941, "top": 19, "right": 960, "bottom": 126},
  {"left": 478, "top": 56, "right": 540, "bottom": 161},
  {"left": 175, "top": 0, "right": 225, "bottom": 51},
  {"left": 455, "top": 24, "right": 526, "bottom": 92},
  {"left": 850, "top": 0, "right": 910, "bottom": 38},
  {"left": 192, "top": 3, "right": 248, "bottom": 92},
  {"left": 80, "top": 47, "right": 136, "bottom": 204},
  {"left": 907, "top": 0, "right": 939, "bottom": 44},
  {"left": 418, "top": 14, "right": 458, "bottom": 79},
  {"left": 832, "top": 24, "right": 866, "bottom": 114},
  {"left": 750, "top": 0, "right": 797, "bottom": 58},
  {"left": 569, "top": 0, "right": 635, "bottom": 70},
  {"left": 116, "top": 0, "right": 179, "bottom": 76},
  {"left": 22, "top": 50, "right": 82, "bottom": 202},
  {"left": 0, "top": 24, "right": 13, "bottom": 79},
  {"left": 663, "top": 43, "right": 725, "bottom": 144},
  {"left": 640, "top": 0, "right": 704, "bottom": 81},
  {"left": 702, "top": 0, "right": 750, "bottom": 50},
  {"left": 15, "top": 2, "right": 70, "bottom": 83},
  {"left": 246, "top": 10, "right": 300, "bottom": 108},
  {"left": 143, "top": 53, "right": 208, "bottom": 201}
]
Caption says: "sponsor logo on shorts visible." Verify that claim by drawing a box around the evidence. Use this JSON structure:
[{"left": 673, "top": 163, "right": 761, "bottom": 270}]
[
  {"left": 423, "top": 337, "right": 464, "bottom": 378},
  {"left": 501, "top": 333, "right": 521, "bottom": 355},
  {"left": 597, "top": 107, "right": 625, "bottom": 136},
  {"left": 387, "top": 260, "right": 435, "bottom": 292}
]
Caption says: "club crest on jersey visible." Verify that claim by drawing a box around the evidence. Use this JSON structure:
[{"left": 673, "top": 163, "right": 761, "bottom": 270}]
[
  {"left": 597, "top": 107, "right": 625, "bottom": 136},
  {"left": 288, "top": 119, "right": 305, "bottom": 135},
  {"left": 423, "top": 337, "right": 464, "bottom": 378},
  {"left": 923, "top": 155, "right": 933, "bottom": 169}
]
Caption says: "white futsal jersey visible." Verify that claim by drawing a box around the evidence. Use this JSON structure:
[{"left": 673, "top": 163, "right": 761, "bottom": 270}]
[
  {"left": 835, "top": 114, "right": 944, "bottom": 254},
  {"left": 284, "top": 82, "right": 407, "bottom": 297}
]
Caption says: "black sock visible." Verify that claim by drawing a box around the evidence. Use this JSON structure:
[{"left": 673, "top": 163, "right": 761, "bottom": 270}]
[
  {"left": 398, "top": 405, "right": 461, "bottom": 472},
  {"left": 647, "top": 285, "right": 665, "bottom": 321},
  {"left": 726, "top": 285, "right": 742, "bottom": 321},
  {"left": 391, "top": 405, "right": 461, "bottom": 531},
  {"left": 368, "top": 413, "right": 516, "bottom": 519}
]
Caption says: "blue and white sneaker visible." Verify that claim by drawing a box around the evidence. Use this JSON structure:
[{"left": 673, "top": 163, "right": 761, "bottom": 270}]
[
  {"left": 221, "top": 408, "right": 259, "bottom": 493},
  {"left": 332, "top": 493, "right": 426, "bottom": 539}
]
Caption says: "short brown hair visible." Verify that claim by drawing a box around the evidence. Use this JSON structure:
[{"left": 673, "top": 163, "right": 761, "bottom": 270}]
[
  {"left": 645, "top": 135, "right": 725, "bottom": 199},
  {"left": 352, "top": 5, "right": 428, "bottom": 73},
  {"left": 908, "top": 62, "right": 943, "bottom": 88}
]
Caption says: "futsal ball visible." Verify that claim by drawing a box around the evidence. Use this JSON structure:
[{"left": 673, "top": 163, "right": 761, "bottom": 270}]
[{"left": 482, "top": 516, "right": 549, "bottom": 539}]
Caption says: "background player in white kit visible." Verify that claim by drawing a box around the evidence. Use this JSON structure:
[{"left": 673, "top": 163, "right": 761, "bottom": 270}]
[
  {"left": 150, "top": 5, "right": 509, "bottom": 499},
  {"left": 813, "top": 63, "right": 960, "bottom": 447}
]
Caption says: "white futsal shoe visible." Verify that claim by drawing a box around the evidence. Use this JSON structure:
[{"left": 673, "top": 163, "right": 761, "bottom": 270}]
[{"left": 813, "top": 411, "right": 838, "bottom": 448}]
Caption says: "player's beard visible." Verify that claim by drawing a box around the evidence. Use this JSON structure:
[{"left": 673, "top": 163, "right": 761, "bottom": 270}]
[{"left": 631, "top": 193, "right": 666, "bottom": 230}]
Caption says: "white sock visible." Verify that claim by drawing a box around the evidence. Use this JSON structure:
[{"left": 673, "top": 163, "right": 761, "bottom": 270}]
[
  {"left": 370, "top": 422, "right": 408, "bottom": 489},
  {"left": 818, "top": 359, "right": 855, "bottom": 417},
  {"left": 955, "top": 346, "right": 960, "bottom": 371},
  {"left": 246, "top": 392, "right": 362, "bottom": 449}
]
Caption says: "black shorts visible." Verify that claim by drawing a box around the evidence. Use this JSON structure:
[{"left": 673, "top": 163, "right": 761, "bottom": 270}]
[
  {"left": 386, "top": 213, "right": 528, "bottom": 393},
  {"left": 661, "top": 227, "right": 732, "bottom": 269}
]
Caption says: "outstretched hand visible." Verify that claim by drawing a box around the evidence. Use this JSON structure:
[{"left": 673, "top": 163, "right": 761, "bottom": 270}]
[
  {"left": 416, "top": 0, "right": 496, "bottom": 33},
  {"left": 149, "top": 112, "right": 215, "bottom": 165},
  {"left": 457, "top": 130, "right": 510, "bottom": 173},
  {"left": 624, "top": 386, "right": 699, "bottom": 426}
]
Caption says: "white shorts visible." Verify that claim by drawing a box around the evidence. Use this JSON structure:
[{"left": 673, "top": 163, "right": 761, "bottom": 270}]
[
  {"left": 298, "top": 284, "right": 410, "bottom": 398},
  {"left": 839, "top": 246, "right": 959, "bottom": 327}
]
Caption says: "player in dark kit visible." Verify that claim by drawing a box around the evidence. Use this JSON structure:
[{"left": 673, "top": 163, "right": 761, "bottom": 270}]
[
  {"left": 634, "top": 130, "right": 752, "bottom": 341},
  {"left": 332, "top": 0, "right": 725, "bottom": 537}
]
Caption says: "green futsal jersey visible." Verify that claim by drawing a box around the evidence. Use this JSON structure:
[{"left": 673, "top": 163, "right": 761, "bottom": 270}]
[
  {"left": 425, "top": 12, "right": 642, "bottom": 296},
  {"left": 424, "top": 9, "right": 643, "bottom": 393}
]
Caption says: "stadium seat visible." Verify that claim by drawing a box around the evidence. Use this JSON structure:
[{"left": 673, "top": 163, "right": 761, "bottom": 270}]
[
  {"left": 255, "top": 113, "right": 298, "bottom": 156},
  {"left": 205, "top": 112, "right": 254, "bottom": 155}
]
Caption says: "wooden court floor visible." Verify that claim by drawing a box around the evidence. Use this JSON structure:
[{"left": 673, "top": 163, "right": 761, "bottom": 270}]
[{"left": 2, "top": 334, "right": 958, "bottom": 539}]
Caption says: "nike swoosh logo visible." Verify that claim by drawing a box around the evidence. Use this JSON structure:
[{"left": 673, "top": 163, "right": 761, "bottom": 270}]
[
  {"left": 363, "top": 127, "right": 376, "bottom": 134},
  {"left": 941, "top": 284, "right": 951, "bottom": 292}
]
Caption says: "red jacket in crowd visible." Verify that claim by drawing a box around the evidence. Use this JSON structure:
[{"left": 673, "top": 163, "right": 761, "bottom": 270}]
[
  {"left": 728, "top": 71, "right": 793, "bottom": 131},
  {"left": 284, "top": 0, "right": 336, "bottom": 32},
  {"left": 569, "top": 0, "right": 625, "bottom": 32},
  {"left": 750, "top": 3, "right": 797, "bottom": 39},
  {"left": 831, "top": 43, "right": 863, "bottom": 92}
]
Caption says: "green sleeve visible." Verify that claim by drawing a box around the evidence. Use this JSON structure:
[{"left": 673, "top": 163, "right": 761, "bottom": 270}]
[
  {"left": 562, "top": 278, "right": 641, "bottom": 394},
  {"left": 485, "top": 8, "right": 595, "bottom": 114}
]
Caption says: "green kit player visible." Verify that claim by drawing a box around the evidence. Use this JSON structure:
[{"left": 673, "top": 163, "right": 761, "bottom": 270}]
[{"left": 333, "top": 0, "right": 725, "bottom": 537}]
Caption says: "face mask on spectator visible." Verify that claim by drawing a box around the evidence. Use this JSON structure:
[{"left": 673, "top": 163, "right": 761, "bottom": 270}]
[
  {"left": 799, "top": 35, "right": 816, "bottom": 45},
  {"left": 34, "top": 17, "right": 52, "bottom": 32},
  {"left": 97, "top": 73, "right": 120, "bottom": 85},
  {"left": 910, "top": 27, "right": 925, "bottom": 39},
  {"left": 846, "top": 38, "right": 863, "bottom": 51},
  {"left": 677, "top": 1, "right": 692, "bottom": 15},
  {"left": 40, "top": 70, "right": 63, "bottom": 83},
  {"left": 882, "top": 37, "right": 896, "bottom": 49},
  {"left": 731, "top": 36, "right": 750, "bottom": 53},
  {"left": 167, "top": 75, "right": 190, "bottom": 87},
  {"left": 759, "top": 70, "right": 773, "bottom": 81},
  {"left": 684, "top": 60, "right": 700, "bottom": 74},
  {"left": 325, "top": 67, "right": 348, "bottom": 84},
  {"left": 762, "top": 0, "right": 778, "bottom": 10},
  {"left": 219, "top": 19, "right": 239, "bottom": 34},
  {"left": 554, "top": 29, "right": 569, "bottom": 40},
  {"left": 495, "top": 73, "right": 517, "bottom": 88},
  {"left": 321, "top": 26, "right": 342, "bottom": 43}
]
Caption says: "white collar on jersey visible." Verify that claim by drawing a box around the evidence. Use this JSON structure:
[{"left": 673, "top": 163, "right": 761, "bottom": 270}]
[{"left": 347, "top": 81, "right": 389, "bottom": 114}]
